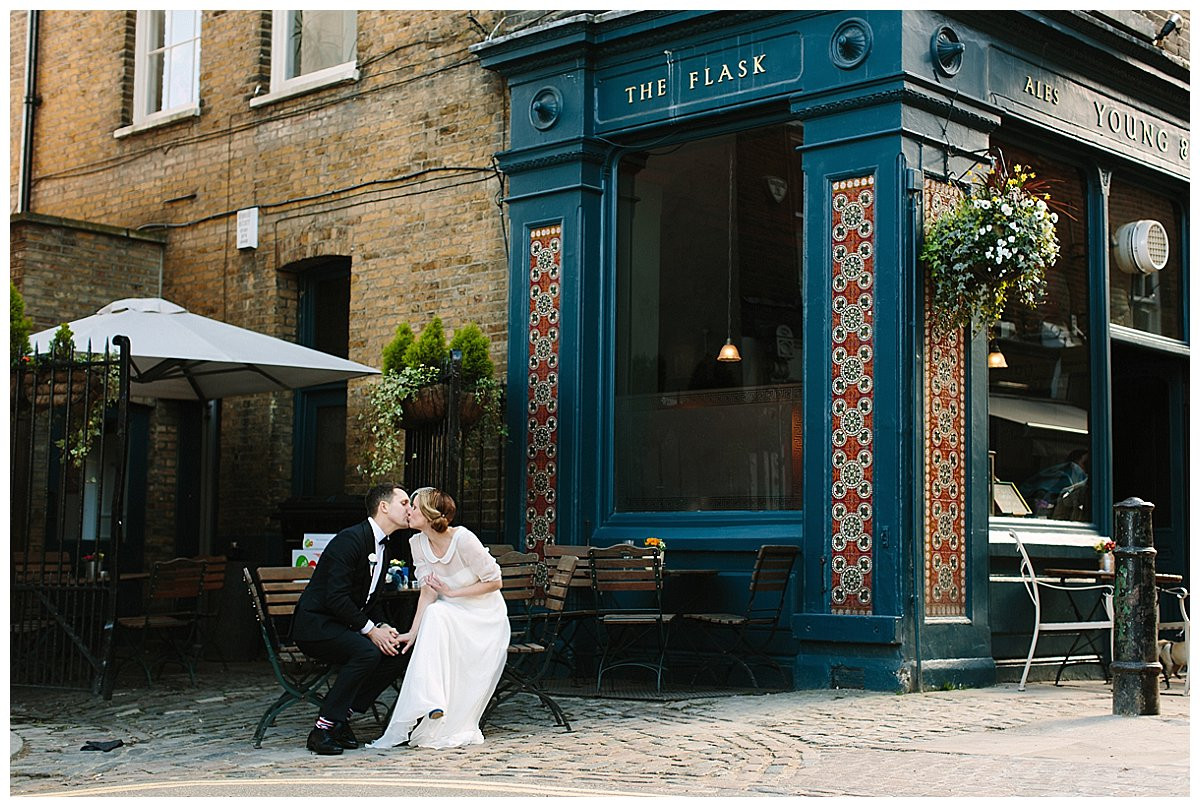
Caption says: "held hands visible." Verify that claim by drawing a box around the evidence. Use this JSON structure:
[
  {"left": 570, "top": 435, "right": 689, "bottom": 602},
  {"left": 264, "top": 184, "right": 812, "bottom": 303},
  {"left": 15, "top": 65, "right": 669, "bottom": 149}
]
[
  {"left": 369, "top": 624, "right": 403, "bottom": 656},
  {"left": 396, "top": 631, "right": 416, "bottom": 654}
]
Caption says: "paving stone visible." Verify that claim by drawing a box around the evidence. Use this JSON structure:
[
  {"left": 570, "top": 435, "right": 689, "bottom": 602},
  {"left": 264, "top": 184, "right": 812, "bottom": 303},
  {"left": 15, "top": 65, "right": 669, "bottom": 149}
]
[{"left": 9, "top": 662, "right": 1189, "bottom": 797}]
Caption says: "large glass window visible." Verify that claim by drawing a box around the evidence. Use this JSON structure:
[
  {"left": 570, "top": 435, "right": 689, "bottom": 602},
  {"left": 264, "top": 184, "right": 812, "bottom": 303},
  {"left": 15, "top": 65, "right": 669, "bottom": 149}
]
[
  {"left": 988, "top": 143, "right": 1092, "bottom": 522},
  {"left": 133, "top": 10, "right": 201, "bottom": 124},
  {"left": 614, "top": 124, "right": 804, "bottom": 512},
  {"left": 1107, "top": 178, "right": 1184, "bottom": 340}
]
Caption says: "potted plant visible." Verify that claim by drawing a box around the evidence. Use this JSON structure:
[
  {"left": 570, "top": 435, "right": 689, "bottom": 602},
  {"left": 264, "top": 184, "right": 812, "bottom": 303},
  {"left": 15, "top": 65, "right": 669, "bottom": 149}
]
[
  {"left": 921, "top": 161, "right": 1061, "bottom": 335},
  {"left": 360, "top": 317, "right": 502, "bottom": 481}
]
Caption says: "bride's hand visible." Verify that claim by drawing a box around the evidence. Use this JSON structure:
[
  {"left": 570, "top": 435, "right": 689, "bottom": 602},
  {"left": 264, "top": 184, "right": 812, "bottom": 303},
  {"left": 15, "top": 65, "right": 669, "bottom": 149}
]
[
  {"left": 397, "top": 631, "right": 416, "bottom": 654},
  {"left": 426, "top": 575, "right": 453, "bottom": 596}
]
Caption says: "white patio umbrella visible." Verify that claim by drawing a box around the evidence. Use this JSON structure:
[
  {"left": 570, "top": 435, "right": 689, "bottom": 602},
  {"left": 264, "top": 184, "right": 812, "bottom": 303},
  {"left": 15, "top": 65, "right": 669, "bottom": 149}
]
[{"left": 28, "top": 297, "right": 379, "bottom": 399}]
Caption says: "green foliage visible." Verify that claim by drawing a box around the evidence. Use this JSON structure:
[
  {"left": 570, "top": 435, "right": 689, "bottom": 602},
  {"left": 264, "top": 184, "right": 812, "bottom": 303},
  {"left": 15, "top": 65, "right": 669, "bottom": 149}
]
[
  {"left": 921, "top": 163, "right": 1059, "bottom": 336},
  {"left": 358, "top": 363, "right": 442, "bottom": 481},
  {"left": 404, "top": 316, "right": 448, "bottom": 370},
  {"left": 49, "top": 323, "right": 75, "bottom": 361},
  {"left": 10, "top": 282, "right": 32, "bottom": 364},
  {"left": 448, "top": 322, "right": 494, "bottom": 390},
  {"left": 381, "top": 322, "right": 415, "bottom": 375}
]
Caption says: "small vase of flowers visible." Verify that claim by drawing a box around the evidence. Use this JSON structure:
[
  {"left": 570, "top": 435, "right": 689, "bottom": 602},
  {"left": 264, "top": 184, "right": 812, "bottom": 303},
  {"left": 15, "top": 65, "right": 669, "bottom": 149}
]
[{"left": 1094, "top": 539, "right": 1116, "bottom": 573}]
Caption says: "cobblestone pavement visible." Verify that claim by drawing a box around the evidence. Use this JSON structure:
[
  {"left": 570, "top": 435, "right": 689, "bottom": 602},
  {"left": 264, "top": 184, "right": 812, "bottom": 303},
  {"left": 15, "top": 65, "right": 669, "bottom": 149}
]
[{"left": 8, "top": 663, "right": 1189, "bottom": 797}]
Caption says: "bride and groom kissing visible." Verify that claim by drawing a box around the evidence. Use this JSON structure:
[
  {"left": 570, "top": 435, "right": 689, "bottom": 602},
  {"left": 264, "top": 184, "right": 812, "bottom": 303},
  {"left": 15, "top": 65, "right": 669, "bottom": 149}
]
[{"left": 291, "top": 483, "right": 509, "bottom": 754}]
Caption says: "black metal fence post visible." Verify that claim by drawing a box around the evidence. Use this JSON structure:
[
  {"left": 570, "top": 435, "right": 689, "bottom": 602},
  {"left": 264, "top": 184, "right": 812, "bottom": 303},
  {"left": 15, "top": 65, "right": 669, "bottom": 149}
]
[{"left": 1111, "top": 496, "right": 1160, "bottom": 716}]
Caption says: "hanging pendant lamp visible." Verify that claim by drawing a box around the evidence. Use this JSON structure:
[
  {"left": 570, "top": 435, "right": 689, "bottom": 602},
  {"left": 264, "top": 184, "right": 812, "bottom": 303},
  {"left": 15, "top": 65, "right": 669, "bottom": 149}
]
[{"left": 717, "top": 143, "right": 742, "bottom": 363}]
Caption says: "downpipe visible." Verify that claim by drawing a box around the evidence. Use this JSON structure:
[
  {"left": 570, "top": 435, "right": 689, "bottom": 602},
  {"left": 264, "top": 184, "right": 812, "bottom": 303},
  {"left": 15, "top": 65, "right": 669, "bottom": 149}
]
[{"left": 18, "top": 10, "right": 40, "bottom": 214}]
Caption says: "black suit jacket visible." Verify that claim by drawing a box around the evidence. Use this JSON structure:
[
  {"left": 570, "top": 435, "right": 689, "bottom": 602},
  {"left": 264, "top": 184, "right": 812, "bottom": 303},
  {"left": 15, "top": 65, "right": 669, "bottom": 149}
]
[{"left": 291, "top": 519, "right": 409, "bottom": 643}]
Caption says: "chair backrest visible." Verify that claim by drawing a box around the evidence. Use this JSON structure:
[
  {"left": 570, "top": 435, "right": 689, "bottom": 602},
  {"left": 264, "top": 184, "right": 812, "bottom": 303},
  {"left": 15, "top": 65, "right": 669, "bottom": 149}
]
[
  {"left": 194, "top": 554, "right": 228, "bottom": 592},
  {"left": 588, "top": 544, "right": 663, "bottom": 606},
  {"left": 484, "top": 543, "right": 517, "bottom": 558},
  {"left": 746, "top": 545, "right": 799, "bottom": 621},
  {"left": 149, "top": 557, "right": 207, "bottom": 606},
  {"left": 496, "top": 551, "right": 540, "bottom": 602},
  {"left": 252, "top": 565, "right": 316, "bottom": 647},
  {"left": 12, "top": 551, "right": 72, "bottom": 583},
  {"left": 543, "top": 554, "right": 578, "bottom": 615},
  {"left": 1009, "top": 530, "right": 1042, "bottom": 606},
  {"left": 544, "top": 544, "right": 594, "bottom": 589}
]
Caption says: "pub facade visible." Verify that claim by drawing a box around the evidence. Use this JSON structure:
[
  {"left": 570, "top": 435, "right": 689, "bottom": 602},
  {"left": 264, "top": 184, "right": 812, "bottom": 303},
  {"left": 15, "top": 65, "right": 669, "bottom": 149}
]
[{"left": 473, "top": 10, "right": 1190, "bottom": 689}]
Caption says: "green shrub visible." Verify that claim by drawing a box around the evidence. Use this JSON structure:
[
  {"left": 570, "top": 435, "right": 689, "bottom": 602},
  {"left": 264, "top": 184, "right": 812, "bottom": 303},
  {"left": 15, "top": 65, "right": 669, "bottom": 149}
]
[
  {"left": 49, "top": 323, "right": 74, "bottom": 361},
  {"left": 403, "top": 316, "right": 449, "bottom": 370},
  {"left": 10, "top": 281, "right": 32, "bottom": 364},
  {"left": 381, "top": 322, "right": 415, "bottom": 375},
  {"left": 449, "top": 322, "right": 494, "bottom": 389}
]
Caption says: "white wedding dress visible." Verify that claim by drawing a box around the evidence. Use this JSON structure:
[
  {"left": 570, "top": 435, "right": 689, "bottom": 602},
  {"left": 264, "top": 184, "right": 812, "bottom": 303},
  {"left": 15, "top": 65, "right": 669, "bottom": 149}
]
[{"left": 369, "top": 526, "right": 509, "bottom": 749}]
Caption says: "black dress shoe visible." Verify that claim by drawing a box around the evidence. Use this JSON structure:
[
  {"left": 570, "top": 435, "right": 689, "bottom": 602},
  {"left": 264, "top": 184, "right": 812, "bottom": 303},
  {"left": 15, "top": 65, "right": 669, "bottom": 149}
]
[
  {"left": 307, "top": 727, "right": 344, "bottom": 755},
  {"left": 331, "top": 721, "right": 359, "bottom": 749}
]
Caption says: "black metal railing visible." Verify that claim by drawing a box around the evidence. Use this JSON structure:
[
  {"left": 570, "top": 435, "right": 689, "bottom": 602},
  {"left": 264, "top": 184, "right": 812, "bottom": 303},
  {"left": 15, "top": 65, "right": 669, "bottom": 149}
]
[
  {"left": 10, "top": 337, "right": 130, "bottom": 694},
  {"left": 402, "top": 356, "right": 507, "bottom": 542}
]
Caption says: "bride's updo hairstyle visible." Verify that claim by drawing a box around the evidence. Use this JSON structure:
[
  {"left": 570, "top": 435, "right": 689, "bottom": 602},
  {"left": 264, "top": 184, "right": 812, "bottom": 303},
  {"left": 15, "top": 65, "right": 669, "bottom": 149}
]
[{"left": 414, "top": 487, "right": 456, "bottom": 533}]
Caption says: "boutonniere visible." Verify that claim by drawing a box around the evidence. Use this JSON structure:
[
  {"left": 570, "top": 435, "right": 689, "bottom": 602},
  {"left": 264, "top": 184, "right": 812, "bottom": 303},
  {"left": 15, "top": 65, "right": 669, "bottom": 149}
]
[{"left": 368, "top": 553, "right": 378, "bottom": 564}]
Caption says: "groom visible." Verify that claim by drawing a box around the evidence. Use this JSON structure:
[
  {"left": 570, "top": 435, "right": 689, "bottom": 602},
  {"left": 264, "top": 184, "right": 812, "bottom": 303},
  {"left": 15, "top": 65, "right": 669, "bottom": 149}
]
[{"left": 292, "top": 483, "right": 413, "bottom": 755}]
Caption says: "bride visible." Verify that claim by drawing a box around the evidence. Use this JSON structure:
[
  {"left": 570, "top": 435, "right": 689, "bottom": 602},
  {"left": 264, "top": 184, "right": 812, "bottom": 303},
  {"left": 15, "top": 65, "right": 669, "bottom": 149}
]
[{"left": 369, "top": 487, "right": 509, "bottom": 749}]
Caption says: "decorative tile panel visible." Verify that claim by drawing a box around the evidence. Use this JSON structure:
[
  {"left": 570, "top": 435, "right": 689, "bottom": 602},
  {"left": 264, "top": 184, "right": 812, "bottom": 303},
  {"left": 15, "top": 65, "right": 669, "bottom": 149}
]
[
  {"left": 525, "top": 225, "right": 562, "bottom": 555},
  {"left": 830, "top": 176, "right": 875, "bottom": 615},
  {"left": 923, "top": 179, "right": 967, "bottom": 616}
]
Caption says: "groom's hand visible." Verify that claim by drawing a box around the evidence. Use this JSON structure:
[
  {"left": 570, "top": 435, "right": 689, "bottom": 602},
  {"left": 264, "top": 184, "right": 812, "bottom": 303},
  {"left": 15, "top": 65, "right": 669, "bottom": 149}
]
[{"left": 368, "top": 625, "right": 402, "bottom": 656}]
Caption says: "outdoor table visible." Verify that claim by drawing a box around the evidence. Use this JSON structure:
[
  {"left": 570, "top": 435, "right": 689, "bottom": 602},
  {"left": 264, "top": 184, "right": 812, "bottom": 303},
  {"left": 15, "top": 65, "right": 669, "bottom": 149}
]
[{"left": 1040, "top": 568, "right": 1184, "bottom": 684}]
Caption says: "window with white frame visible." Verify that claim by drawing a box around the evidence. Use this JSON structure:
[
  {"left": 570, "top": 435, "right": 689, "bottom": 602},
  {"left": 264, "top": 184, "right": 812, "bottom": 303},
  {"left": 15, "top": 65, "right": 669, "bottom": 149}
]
[
  {"left": 133, "top": 10, "right": 201, "bottom": 124},
  {"left": 270, "top": 10, "right": 357, "bottom": 95}
]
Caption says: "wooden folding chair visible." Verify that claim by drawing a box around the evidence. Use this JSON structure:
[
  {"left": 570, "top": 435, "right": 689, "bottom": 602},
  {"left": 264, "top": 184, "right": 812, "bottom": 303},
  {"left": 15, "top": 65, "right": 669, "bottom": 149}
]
[
  {"left": 245, "top": 565, "right": 337, "bottom": 748},
  {"left": 682, "top": 544, "right": 798, "bottom": 688},
  {"left": 485, "top": 553, "right": 578, "bottom": 730},
  {"left": 113, "top": 557, "right": 207, "bottom": 686},
  {"left": 589, "top": 544, "right": 674, "bottom": 692}
]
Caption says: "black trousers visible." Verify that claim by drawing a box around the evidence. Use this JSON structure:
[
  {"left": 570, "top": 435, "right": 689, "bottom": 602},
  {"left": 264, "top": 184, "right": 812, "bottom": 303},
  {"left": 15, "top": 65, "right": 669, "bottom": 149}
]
[{"left": 296, "top": 631, "right": 408, "bottom": 723}]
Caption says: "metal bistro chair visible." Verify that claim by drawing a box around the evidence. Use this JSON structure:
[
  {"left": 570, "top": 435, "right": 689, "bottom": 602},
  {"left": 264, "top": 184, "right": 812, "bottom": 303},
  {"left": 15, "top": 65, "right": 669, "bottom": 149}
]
[
  {"left": 113, "top": 557, "right": 208, "bottom": 686},
  {"left": 588, "top": 544, "right": 674, "bottom": 692},
  {"left": 1010, "top": 530, "right": 1114, "bottom": 692},
  {"left": 1158, "top": 586, "right": 1190, "bottom": 694},
  {"left": 245, "top": 565, "right": 337, "bottom": 748},
  {"left": 485, "top": 553, "right": 578, "bottom": 730},
  {"left": 682, "top": 544, "right": 799, "bottom": 688}
]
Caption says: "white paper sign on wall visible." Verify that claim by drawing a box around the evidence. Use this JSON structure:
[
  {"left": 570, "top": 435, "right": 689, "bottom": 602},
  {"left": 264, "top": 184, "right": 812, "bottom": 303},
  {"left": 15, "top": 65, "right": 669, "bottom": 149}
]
[{"left": 237, "top": 207, "right": 259, "bottom": 249}]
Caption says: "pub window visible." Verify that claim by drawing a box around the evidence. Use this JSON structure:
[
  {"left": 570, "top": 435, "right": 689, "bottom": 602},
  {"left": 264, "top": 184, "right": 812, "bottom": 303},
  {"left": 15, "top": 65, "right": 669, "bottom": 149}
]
[
  {"left": 614, "top": 123, "right": 805, "bottom": 512},
  {"left": 1107, "top": 178, "right": 1184, "bottom": 341},
  {"left": 987, "top": 143, "right": 1092, "bottom": 523},
  {"left": 294, "top": 258, "right": 351, "bottom": 497},
  {"left": 270, "top": 10, "right": 357, "bottom": 94},
  {"left": 132, "top": 10, "right": 201, "bottom": 125}
]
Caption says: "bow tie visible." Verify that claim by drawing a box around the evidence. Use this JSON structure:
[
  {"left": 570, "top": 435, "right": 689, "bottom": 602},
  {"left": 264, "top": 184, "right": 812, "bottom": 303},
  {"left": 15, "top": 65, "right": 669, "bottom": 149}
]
[{"left": 378, "top": 533, "right": 390, "bottom": 545}]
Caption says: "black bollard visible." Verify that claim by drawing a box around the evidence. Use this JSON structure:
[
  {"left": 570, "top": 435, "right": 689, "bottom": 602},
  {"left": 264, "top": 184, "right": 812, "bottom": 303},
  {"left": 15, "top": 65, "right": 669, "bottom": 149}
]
[{"left": 1110, "top": 497, "right": 1160, "bottom": 716}]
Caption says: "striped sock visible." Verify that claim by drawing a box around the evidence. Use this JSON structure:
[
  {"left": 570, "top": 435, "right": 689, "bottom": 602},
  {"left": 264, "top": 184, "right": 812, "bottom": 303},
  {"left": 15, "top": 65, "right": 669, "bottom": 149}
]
[{"left": 315, "top": 716, "right": 335, "bottom": 731}]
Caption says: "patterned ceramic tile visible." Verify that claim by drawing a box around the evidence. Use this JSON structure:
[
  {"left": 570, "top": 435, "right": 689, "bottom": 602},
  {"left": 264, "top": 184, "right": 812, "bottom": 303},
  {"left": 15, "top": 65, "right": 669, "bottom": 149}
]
[
  {"left": 525, "top": 225, "right": 562, "bottom": 554},
  {"left": 922, "top": 179, "right": 967, "bottom": 616},
  {"left": 830, "top": 176, "right": 876, "bottom": 615}
]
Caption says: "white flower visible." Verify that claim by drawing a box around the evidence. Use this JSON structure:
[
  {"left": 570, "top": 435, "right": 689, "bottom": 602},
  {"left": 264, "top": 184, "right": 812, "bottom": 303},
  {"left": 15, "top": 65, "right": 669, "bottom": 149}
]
[
  {"left": 368, "top": 553, "right": 378, "bottom": 563},
  {"left": 1000, "top": 203, "right": 1013, "bottom": 215}
]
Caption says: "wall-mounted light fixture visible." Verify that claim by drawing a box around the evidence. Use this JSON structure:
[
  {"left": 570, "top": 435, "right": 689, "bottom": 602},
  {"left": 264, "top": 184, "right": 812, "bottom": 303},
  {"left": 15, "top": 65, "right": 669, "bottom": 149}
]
[
  {"left": 717, "top": 143, "right": 742, "bottom": 363},
  {"left": 987, "top": 341, "right": 1008, "bottom": 369},
  {"left": 1153, "top": 13, "right": 1182, "bottom": 47}
]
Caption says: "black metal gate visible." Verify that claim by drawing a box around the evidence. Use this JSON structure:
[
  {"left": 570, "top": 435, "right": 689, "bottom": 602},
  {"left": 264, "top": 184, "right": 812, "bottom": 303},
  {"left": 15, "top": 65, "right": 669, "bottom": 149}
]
[
  {"left": 10, "top": 336, "right": 131, "bottom": 694},
  {"left": 402, "top": 357, "right": 507, "bottom": 542}
]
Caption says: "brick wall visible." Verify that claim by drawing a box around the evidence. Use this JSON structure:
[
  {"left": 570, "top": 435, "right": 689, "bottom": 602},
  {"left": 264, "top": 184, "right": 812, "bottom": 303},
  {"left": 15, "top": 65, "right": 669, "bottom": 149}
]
[
  {"left": 10, "top": 213, "right": 164, "bottom": 332},
  {"left": 11, "top": 10, "right": 511, "bottom": 543}
]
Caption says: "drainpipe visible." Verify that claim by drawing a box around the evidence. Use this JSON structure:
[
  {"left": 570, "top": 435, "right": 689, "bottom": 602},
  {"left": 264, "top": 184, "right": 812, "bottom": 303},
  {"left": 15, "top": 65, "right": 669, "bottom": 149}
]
[{"left": 17, "top": 10, "right": 40, "bottom": 214}]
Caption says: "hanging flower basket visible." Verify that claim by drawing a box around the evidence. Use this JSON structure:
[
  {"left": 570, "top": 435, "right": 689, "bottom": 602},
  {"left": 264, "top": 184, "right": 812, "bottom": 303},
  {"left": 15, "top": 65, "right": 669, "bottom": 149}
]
[
  {"left": 921, "top": 162, "right": 1061, "bottom": 335},
  {"left": 400, "top": 381, "right": 449, "bottom": 430}
]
